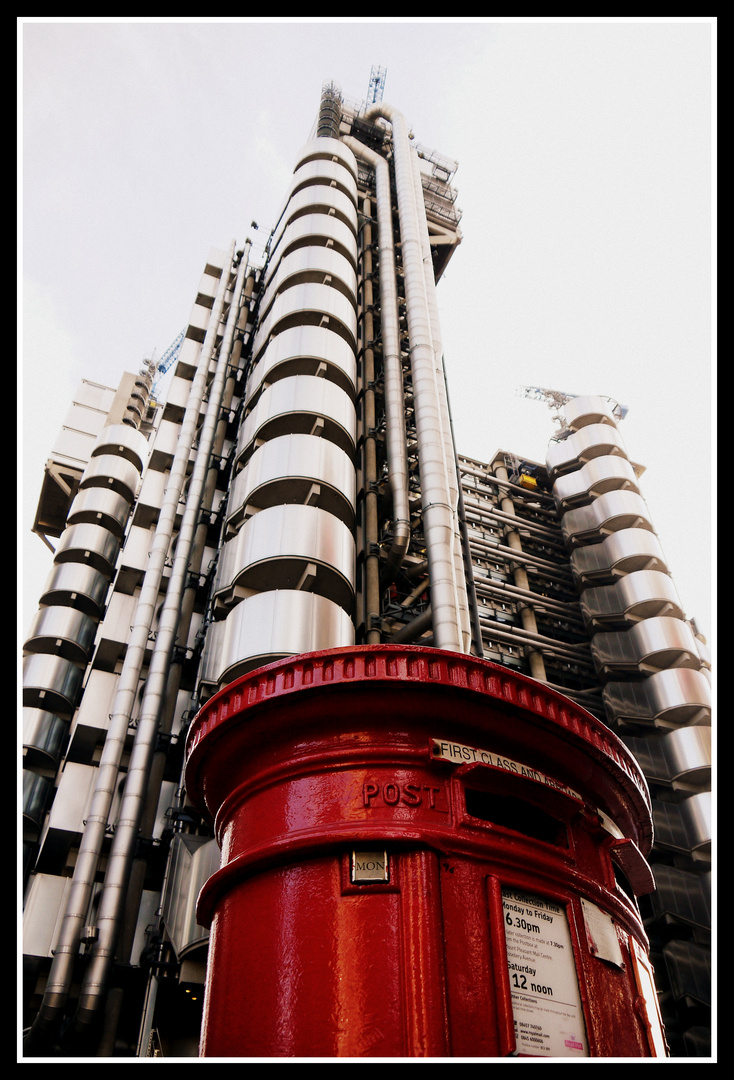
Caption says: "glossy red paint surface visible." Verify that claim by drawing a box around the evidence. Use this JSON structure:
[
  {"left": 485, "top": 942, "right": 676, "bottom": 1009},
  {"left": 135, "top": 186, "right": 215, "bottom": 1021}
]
[{"left": 184, "top": 646, "right": 666, "bottom": 1058}]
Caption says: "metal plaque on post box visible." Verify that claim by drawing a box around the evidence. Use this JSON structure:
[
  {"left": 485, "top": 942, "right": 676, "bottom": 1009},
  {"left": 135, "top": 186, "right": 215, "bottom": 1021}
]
[{"left": 351, "top": 850, "right": 389, "bottom": 884}]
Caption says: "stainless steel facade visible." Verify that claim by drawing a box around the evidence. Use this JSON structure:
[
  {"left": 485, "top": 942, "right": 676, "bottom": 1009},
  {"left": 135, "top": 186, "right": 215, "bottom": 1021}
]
[
  {"left": 457, "top": 396, "right": 711, "bottom": 1057},
  {"left": 22, "top": 89, "right": 711, "bottom": 1058}
]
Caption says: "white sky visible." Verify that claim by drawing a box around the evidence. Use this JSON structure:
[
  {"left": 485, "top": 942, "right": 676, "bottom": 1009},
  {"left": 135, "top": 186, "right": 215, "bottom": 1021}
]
[{"left": 19, "top": 17, "right": 716, "bottom": 648}]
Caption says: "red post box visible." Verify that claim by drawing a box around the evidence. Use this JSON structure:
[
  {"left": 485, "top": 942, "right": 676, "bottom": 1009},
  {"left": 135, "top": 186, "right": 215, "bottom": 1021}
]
[{"left": 184, "top": 645, "right": 667, "bottom": 1058}]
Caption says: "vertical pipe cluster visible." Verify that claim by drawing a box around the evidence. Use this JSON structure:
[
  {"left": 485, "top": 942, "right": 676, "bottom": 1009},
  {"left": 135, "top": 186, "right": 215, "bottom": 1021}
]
[
  {"left": 409, "top": 149, "right": 471, "bottom": 653},
  {"left": 24, "top": 243, "right": 238, "bottom": 1052},
  {"left": 73, "top": 245, "right": 253, "bottom": 1033},
  {"left": 358, "top": 191, "right": 381, "bottom": 643},
  {"left": 363, "top": 103, "right": 469, "bottom": 654},
  {"left": 201, "top": 137, "right": 360, "bottom": 688},
  {"left": 342, "top": 137, "right": 411, "bottom": 588},
  {"left": 491, "top": 462, "right": 549, "bottom": 682}
]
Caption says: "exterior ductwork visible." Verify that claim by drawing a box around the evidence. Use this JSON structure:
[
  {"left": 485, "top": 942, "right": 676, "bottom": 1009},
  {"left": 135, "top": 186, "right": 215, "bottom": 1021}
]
[
  {"left": 71, "top": 243, "right": 252, "bottom": 1033},
  {"left": 25, "top": 242, "right": 238, "bottom": 1053},
  {"left": 21, "top": 87, "right": 711, "bottom": 1059},
  {"left": 343, "top": 136, "right": 411, "bottom": 585},
  {"left": 363, "top": 103, "right": 467, "bottom": 653},
  {"left": 410, "top": 145, "right": 472, "bottom": 653}
]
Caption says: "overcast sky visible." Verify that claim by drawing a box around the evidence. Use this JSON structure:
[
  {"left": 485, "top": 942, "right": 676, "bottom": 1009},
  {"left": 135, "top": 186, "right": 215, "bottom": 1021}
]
[{"left": 20, "top": 17, "right": 715, "bottom": 648}]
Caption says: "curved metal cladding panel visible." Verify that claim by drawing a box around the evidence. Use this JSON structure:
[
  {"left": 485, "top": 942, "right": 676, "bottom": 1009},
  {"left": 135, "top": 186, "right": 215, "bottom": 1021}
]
[
  {"left": 260, "top": 246, "right": 358, "bottom": 318},
  {"left": 661, "top": 725, "right": 712, "bottom": 789},
  {"left": 38, "top": 561, "right": 110, "bottom": 619},
  {"left": 89, "top": 422, "right": 149, "bottom": 472},
  {"left": 208, "top": 135, "right": 360, "bottom": 702},
  {"left": 662, "top": 938, "right": 711, "bottom": 1015},
  {"left": 561, "top": 490, "right": 655, "bottom": 546},
  {"left": 645, "top": 865, "right": 710, "bottom": 934},
  {"left": 23, "top": 769, "right": 53, "bottom": 838},
  {"left": 53, "top": 522, "right": 121, "bottom": 577},
  {"left": 546, "top": 424, "right": 629, "bottom": 479},
  {"left": 212, "top": 502, "right": 355, "bottom": 614},
  {"left": 203, "top": 591, "right": 356, "bottom": 687},
  {"left": 184, "top": 646, "right": 664, "bottom": 1059},
  {"left": 254, "top": 222, "right": 358, "bottom": 345},
  {"left": 226, "top": 434, "right": 356, "bottom": 533},
  {"left": 624, "top": 726, "right": 711, "bottom": 791},
  {"left": 293, "top": 135, "right": 360, "bottom": 179},
  {"left": 24, "top": 605, "right": 98, "bottom": 665},
  {"left": 602, "top": 668, "right": 712, "bottom": 730},
  {"left": 697, "top": 636, "right": 712, "bottom": 669},
  {"left": 23, "top": 708, "right": 69, "bottom": 770},
  {"left": 273, "top": 183, "right": 359, "bottom": 236},
  {"left": 246, "top": 324, "right": 357, "bottom": 402},
  {"left": 66, "top": 486, "right": 132, "bottom": 539},
  {"left": 562, "top": 395, "right": 620, "bottom": 432},
  {"left": 77, "top": 453, "right": 142, "bottom": 503},
  {"left": 161, "top": 835, "right": 222, "bottom": 960},
  {"left": 253, "top": 282, "right": 358, "bottom": 354},
  {"left": 22, "top": 653, "right": 84, "bottom": 716},
  {"left": 590, "top": 616, "right": 702, "bottom": 677},
  {"left": 552, "top": 456, "right": 641, "bottom": 510},
  {"left": 652, "top": 792, "right": 711, "bottom": 862},
  {"left": 236, "top": 376, "right": 357, "bottom": 464},
  {"left": 579, "top": 570, "right": 685, "bottom": 630},
  {"left": 289, "top": 155, "right": 359, "bottom": 203},
  {"left": 570, "top": 528, "right": 669, "bottom": 586},
  {"left": 264, "top": 137, "right": 358, "bottom": 262}
]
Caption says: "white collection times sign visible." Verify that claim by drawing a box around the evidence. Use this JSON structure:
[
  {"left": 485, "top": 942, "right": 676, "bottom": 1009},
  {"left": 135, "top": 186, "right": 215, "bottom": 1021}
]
[{"left": 502, "top": 887, "right": 589, "bottom": 1057}]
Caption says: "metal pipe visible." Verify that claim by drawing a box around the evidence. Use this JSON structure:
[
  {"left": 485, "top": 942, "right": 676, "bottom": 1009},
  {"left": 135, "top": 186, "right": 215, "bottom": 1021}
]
[
  {"left": 457, "top": 477, "right": 484, "bottom": 658},
  {"left": 343, "top": 136, "right": 411, "bottom": 588},
  {"left": 24, "top": 241, "right": 238, "bottom": 1055},
  {"left": 359, "top": 195, "right": 382, "bottom": 643},
  {"left": 473, "top": 576, "right": 586, "bottom": 623},
  {"left": 390, "top": 606, "right": 433, "bottom": 644},
  {"left": 494, "top": 463, "right": 548, "bottom": 682},
  {"left": 439, "top": 352, "right": 482, "bottom": 656},
  {"left": 475, "top": 615, "right": 595, "bottom": 666},
  {"left": 363, "top": 104, "right": 464, "bottom": 653},
  {"left": 462, "top": 495, "right": 570, "bottom": 545},
  {"left": 111, "top": 322, "right": 245, "bottom": 983},
  {"left": 410, "top": 149, "right": 471, "bottom": 653},
  {"left": 467, "top": 533, "right": 576, "bottom": 579},
  {"left": 459, "top": 461, "right": 557, "bottom": 505},
  {"left": 73, "top": 242, "right": 251, "bottom": 1036}
]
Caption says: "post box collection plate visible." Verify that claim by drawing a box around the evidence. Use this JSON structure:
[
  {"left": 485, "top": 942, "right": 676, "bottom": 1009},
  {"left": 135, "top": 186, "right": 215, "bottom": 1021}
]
[{"left": 501, "top": 887, "right": 589, "bottom": 1057}]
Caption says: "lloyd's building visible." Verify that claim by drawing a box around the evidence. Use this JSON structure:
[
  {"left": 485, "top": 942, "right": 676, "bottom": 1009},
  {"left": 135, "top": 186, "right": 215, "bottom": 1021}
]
[{"left": 22, "top": 82, "right": 712, "bottom": 1059}]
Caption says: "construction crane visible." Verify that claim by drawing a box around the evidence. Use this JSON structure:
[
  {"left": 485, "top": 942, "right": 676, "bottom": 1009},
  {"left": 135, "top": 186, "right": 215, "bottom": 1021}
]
[
  {"left": 519, "top": 385, "right": 579, "bottom": 410},
  {"left": 518, "top": 385, "right": 628, "bottom": 444},
  {"left": 151, "top": 329, "right": 185, "bottom": 397},
  {"left": 519, "top": 385, "right": 627, "bottom": 419},
  {"left": 367, "top": 65, "right": 387, "bottom": 104}
]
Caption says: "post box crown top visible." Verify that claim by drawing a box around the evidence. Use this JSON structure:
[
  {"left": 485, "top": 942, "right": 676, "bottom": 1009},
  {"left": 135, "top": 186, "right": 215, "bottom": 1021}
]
[{"left": 185, "top": 645, "right": 652, "bottom": 851}]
